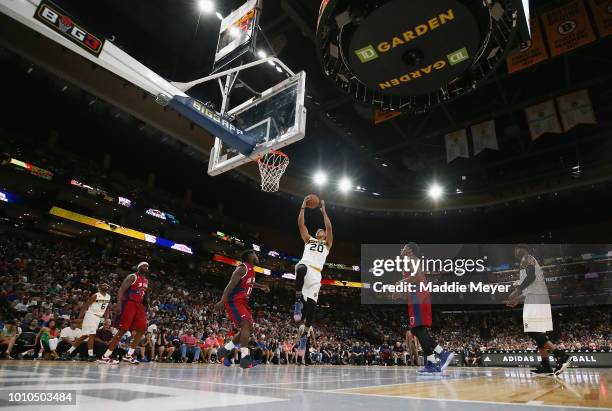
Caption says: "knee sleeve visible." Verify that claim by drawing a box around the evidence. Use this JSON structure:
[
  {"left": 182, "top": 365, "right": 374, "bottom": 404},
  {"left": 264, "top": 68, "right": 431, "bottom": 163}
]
[
  {"left": 526, "top": 332, "right": 549, "bottom": 349},
  {"left": 303, "top": 298, "right": 316, "bottom": 327},
  {"left": 411, "top": 326, "right": 436, "bottom": 356},
  {"left": 295, "top": 264, "right": 307, "bottom": 296}
]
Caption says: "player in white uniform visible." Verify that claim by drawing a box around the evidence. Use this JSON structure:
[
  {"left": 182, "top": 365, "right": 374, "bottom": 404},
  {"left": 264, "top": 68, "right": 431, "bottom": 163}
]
[
  {"left": 507, "top": 245, "right": 571, "bottom": 375},
  {"left": 293, "top": 196, "right": 333, "bottom": 359},
  {"left": 62, "top": 283, "right": 111, "bottom": 361}
]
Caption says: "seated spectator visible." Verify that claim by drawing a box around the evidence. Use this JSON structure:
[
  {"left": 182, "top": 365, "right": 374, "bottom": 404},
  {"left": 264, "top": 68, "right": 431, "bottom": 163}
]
[
  {"left": 393, "top": 342, "right": 407, "bottom": 366},
  {"left": 179, "top": 329, "right": 201, "bottom": 363},
  {"left": 350, "top": 341, "right": 364, "bottom": 365},
  {"left": 57, "top": 319, "right": 84, "bottom": 356},
  {"left": 1, "top": 320, "right": 19, "bottom": 359},
  {"left": 93, "top": 319, "right": 114, "bottom": 358},
  {"left": 202, "top": 332, "right": 220, "bottom": 363},
  {"left": 137, "top": 332, "right": 155, "bottom": 362},
  {"left": 156, "top": 329, "right": 176, "bottom": 362},
  {"left": 363, "top": 341, "right": 374, "bottom": 365}
]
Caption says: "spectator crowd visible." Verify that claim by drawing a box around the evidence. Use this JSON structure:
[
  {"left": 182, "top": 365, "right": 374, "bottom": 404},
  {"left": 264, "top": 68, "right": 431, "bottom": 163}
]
[{"left": 1, "top": 234, "right": 610, "bottom": 367}]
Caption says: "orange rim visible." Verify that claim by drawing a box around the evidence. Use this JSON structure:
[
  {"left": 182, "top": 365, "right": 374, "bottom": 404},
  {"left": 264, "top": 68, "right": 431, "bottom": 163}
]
[{"left": 257, "top": 150, "right": 289, "bottom": 169}]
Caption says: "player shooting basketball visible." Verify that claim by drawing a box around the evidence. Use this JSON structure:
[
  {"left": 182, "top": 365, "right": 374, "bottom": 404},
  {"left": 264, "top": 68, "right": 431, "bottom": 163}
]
[{"left": 293, "top": 195, "right": 333, "bottom": 361}]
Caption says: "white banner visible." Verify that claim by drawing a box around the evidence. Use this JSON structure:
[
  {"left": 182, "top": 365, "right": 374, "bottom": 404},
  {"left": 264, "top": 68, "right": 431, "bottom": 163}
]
[
  {"left": 471, "top": 120, "right": 499, "bottom": 155},
  {"left": 445, "top": 129, "right": 469, "bottom": 163},
  {"left": 525, "top": 100, "right": 562, "bottom": 140},
  {"left": 557, "top": 89, "right": 597, "bottom": 131}
]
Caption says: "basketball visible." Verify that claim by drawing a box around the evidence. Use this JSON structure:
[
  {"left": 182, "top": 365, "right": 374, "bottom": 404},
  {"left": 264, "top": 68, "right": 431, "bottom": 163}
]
[{"left": 305, "top": 194, "right": 320, "bottom": 208}]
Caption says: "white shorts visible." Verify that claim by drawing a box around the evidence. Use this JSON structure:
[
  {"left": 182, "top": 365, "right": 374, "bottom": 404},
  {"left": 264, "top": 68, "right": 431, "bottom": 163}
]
[
  {"left": 81, "top": 312, "right": 102, "bottom": 335},
  {"left": 523, "top": 303, "right": 553, "bottom": 333},
  {"left": 298, "top": 263, "right": 322, "bottom": 303}
]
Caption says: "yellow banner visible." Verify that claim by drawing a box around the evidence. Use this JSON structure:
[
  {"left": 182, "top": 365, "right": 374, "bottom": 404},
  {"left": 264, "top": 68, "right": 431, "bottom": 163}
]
[
  {"left": 589, "top": 0, "right": 612, "bottom": 37},
  {"left": 49, "top": 206, "right": 145, "bottom": 241},
  {"left": 507, "top": 18, "right": 549, "bottom": 73},
  {"left": 542, "top": 0, "right": 596, "bottom": 57}
]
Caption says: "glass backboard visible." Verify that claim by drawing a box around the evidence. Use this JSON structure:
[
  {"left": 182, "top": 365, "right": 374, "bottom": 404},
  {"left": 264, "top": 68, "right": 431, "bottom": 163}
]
[{"left": 207, "top": 70, "right": 307, "bottom": 176}]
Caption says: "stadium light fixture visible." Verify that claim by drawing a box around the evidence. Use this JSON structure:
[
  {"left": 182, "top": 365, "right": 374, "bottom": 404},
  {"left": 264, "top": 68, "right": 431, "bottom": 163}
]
[
  {"left": 257, "top": 50, "right": 267, "bottom": 59},
  {"left": 198, "top": 0, "right": 214, "bottom": 13},
  {"left": 313, "top": 171, "right": 328, "bottom": 186},
  {"left": 339, "top": 178, "right": 352, "bottom": 193},
  {"left": 215, "top": 11, "right": 223, "bottom": 20},
  {"left": 428, "top": 183, "right": 444, "bottom": 201}
]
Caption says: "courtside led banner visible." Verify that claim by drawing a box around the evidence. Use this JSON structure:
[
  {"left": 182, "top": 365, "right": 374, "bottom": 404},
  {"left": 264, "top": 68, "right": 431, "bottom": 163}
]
[
  {"left": 49, "top": 207, "right": 193, "bottom": 255},
  {"left": 5, "top": 158, "right": 53, "bottom": 180}
]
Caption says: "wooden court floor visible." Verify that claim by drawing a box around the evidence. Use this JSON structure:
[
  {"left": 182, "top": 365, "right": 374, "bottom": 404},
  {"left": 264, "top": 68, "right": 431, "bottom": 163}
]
[{"left": 339, "top": 368, "right": 611, "bottom": 409}]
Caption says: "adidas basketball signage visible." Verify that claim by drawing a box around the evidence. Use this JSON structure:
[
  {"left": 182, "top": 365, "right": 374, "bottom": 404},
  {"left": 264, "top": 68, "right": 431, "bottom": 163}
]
[{"left": 34, "top": 0, "right": 104, "bottom": 56}]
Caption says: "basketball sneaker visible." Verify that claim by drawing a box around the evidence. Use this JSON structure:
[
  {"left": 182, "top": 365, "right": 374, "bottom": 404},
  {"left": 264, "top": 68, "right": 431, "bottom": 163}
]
[
  {"left": 240, "top": 355, "right": 254, "bottom": 369},
  {"left": 97, "top": 356, "right": 119, "bottom": 365},
  {"left": 87, "top": 355, "right": 96, "bottom": 362},
  {"left": 222, "top": 357, "right": 233, "bottom": 367},
  {"left": 418, "top": 361, "right": 441, "bottom": 373},
  {"left": 554, "top": 353, "right": 573, "bottom": 376},
  {"left": 217, "top": 346, "right": 232, "bottom": 366},
  {"left": 122, "top": 354, "right": 140, "bottom": 364},
  {"left": 438, "top": 350, "right": 455, "bottom": 371},
  {"left": 293, "top": 300, "right": 303, "bottom": 322}
]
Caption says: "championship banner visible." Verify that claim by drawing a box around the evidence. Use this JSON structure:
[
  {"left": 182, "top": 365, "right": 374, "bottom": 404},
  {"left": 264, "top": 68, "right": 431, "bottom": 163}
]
[
  {"left": 471, "top": 120, "right": 499, "bottom": 156},
  {"left": 374, "top": 109, "right": 403, "bottom": 124},
  {"left": 556, "top": 89, "right": 597, "bottom": 131},
  {"left": 589, "top": 0, "right": 612, "bottom": 37},
  {"left": 506, "top": 18, "right": 549, "bottom": 74},
  {"left": 525, "top": 100, "right": 563, "bottom": 140},
  {"left": 542, "top": 0, "right": 596, "bottom": 57},
  {"left": 445, "top": 129, "right": 469, "bottom": 163}
]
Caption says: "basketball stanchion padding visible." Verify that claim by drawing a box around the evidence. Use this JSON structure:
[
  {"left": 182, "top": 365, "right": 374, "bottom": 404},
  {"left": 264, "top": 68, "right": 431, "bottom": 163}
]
[{"left": 257, "top": 150, "right": 289, "bottom": 192}]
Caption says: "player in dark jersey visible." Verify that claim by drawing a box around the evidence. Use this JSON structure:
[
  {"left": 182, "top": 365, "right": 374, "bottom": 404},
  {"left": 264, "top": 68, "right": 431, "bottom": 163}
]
[
  {"left": 215, "top": 250, "right": 269, "bottom": 369},
  {"left": 99, "top": 261, "right": 150, "bottom": 365},
  {"left": 401, "top": 243, "right": 455, "bottom": 373}
]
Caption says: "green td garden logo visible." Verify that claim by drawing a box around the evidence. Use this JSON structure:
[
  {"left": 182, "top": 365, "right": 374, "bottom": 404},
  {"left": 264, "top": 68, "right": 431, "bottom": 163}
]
[
  {"left": 447, "top": 47, "right": 469, "bottom": 66},
  {"left": 354, "top": 45, "right": 379, "bottom": 63},
  {"left": 356, "top": 46, "right": 469, "bottom": 65}
]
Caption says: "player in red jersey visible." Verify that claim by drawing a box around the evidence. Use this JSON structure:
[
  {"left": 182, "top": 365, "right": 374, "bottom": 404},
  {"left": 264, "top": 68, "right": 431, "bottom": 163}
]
[
  {"left": 215, "top": 250, "right": 269, "bottom": 369},
  {"left": 400, "top": 243, "right": 454, "bottom": 373},
  {"left": 98, "top": 261, "right": 149, "bottom": 365}
]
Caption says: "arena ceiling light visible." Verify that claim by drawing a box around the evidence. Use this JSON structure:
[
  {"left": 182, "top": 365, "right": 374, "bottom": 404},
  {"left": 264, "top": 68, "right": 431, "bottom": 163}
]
[
  {"left": 257, "top": 49, "right": 267, "bottom": 58},
  {"left": 313, "top": 171, "right": 328, "bottom": 186},
  {"left": 428, "top": 183, "right": 444, "bottom": 201},
  {"left": 215, "top": 11, "right": 223, "bottom": 20},
  {"left": 339, "top": 177, "right": 352, "bottom": 193},
  {"left": 198, "top": 0, "right": 214, "bottom": 13}
]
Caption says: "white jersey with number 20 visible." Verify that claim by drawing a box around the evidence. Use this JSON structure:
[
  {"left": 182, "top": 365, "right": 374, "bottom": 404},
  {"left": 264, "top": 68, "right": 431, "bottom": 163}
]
[{"left": 300, "top": 238, "right": 329, "bottom": 270}]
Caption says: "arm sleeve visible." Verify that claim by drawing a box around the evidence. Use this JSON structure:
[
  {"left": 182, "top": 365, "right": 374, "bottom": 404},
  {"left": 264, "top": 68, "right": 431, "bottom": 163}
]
[{"left": 517, "top": 265, "right": 536, "bottom": 291}]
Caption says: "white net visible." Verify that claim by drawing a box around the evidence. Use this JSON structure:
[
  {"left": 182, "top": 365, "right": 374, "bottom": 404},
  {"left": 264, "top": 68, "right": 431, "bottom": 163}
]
[{"left": 257, "top": 151, "right": 289, "bottom": 192}]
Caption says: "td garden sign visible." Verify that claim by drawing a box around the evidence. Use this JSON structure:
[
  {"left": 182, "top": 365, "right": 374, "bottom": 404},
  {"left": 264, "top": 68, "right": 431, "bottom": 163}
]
[{"left": 348, "top": 0, "right": 482, "bottom": 96}]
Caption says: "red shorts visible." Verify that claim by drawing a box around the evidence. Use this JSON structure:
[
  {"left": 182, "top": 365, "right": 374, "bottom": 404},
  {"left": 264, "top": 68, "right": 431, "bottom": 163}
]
[
  {"left": 408, "top": 302, "right": 432, "bottom": 328},
  {"left": 225, "top": 298, "right": 252, "bottom": 327},
  {"left": 117, "top": 300, "right": 147, "bottom": 331}
]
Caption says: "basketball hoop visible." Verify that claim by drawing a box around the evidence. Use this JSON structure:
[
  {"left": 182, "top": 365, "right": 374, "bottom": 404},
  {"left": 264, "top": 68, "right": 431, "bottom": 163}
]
[{"left": 257, "top": 150, "right": 289, "bottom": 192}]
